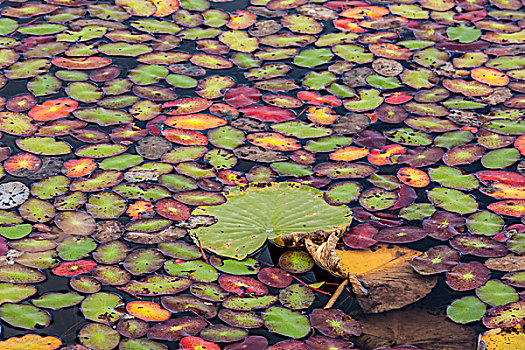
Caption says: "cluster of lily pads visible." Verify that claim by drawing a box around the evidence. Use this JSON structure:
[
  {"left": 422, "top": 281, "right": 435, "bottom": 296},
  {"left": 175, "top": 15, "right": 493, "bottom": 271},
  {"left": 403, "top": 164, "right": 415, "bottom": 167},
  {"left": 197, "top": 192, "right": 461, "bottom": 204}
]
[{"left": 0, "top": 0, "right": 524, "bottom": 348}]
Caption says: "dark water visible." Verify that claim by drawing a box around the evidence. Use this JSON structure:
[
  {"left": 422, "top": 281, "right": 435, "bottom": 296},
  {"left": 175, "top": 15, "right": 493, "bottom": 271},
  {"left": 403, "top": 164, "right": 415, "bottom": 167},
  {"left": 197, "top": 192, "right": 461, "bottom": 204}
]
[{"left": 1, "top": 0, "right": 522, "bottom": 348}]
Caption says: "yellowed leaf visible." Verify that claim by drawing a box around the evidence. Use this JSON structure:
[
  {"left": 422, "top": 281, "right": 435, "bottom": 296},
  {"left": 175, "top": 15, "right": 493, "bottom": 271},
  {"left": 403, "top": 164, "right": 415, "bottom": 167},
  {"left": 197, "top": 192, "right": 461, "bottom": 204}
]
[
  {"left": 477, "top": 325, "right": 525, "bottom": 350},
  {"left": 306, "top": 234, "right": 437, "bottom": 313}
]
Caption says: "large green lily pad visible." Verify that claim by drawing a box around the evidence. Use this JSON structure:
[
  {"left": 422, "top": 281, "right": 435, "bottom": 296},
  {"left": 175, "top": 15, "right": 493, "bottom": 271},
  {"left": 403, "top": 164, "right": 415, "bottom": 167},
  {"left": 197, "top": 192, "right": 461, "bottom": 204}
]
[{"left": 190, "top": 182, "right": 352, "bottom": 259}]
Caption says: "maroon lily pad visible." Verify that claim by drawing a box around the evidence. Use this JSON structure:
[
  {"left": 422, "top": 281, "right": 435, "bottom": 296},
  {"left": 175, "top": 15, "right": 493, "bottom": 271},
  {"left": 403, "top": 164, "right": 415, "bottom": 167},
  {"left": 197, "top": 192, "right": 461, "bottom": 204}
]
[
  {"left": 374, "top": 226, "right": 428, "bottom": 244},
  {"left": 224, "top": 86, "right": 261, "bottom": 108},
  {"left": 224, "top": 336, "right": 268, "bottom": 350},
  {"left": 116, "top": 318, "right": 149, "bottom": 339},
  {"left": 219, "top": 275, "right": 268, "bottom": 296},
  {"left": 423, "top": 212, "right": 466, "bottom": 241},
  {"left": 306, "top": 336, "right": 357, "bottom": 350},
  {"left": 161, "top": 295, "right": 217, "bottom": 319},
  {"left": 268, "top": 340, "right": 307, "bottom": 350},
  {"left": 155, "top": 199, "right": 191, "bottom": 221},
  {"left": 310, "top": 309, "right": 362, "bottom": 339},
  {"left": 343, "top": 223, "right": 378, "bottom": 249},
  {"left": 411, "top": 246, "right": 460, "bottom": 275},
  {"left": 147, "top": 317, "right": 207, "bottom": 341},
  {"left": 450, "top": 234, "right": 508, "bottom": 257},
  {"left": 446, "top": 262, "right": 491, "bottom": 291},
  {"left": 257, "top": 267, "right": 292, "bottom": 288}
]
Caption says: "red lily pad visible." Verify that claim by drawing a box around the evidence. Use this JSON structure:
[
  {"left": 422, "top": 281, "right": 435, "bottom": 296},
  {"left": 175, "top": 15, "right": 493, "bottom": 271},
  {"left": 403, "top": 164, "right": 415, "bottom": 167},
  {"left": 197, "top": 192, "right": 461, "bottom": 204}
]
[
  {"left": 450, "top": 234, "right": 508, "bottom": 257},
  {"left": 374, "top": 226, "right": 428, "bottom": 244},
  {"left": 411, "top": 246, "right": 461, "bottom": 275},
  {"left": 147, "top": 318, "right": 207, "bottom": 341},
  {"left": 219, "top": 275, "right": 268, "bottom": 296},
  {"left": 257, "top": 267, "right": 292, "bottom": 288},
  {"left": 446, "top": 262, "right": 491, "bottom": 291}
]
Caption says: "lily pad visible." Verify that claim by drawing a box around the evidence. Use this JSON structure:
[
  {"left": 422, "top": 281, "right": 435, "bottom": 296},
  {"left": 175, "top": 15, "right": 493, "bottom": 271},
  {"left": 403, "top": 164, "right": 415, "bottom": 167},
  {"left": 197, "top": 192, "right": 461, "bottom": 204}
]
[
  {"left": 263, "top": 307, "right": 311, "bottom": 338},
  {"left": 190, "top": 182, "right": 352, "bottom": 260}
]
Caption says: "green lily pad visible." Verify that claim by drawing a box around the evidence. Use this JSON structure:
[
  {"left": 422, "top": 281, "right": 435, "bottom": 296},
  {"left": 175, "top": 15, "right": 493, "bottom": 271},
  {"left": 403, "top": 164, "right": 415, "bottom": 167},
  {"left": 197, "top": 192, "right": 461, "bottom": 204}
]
[
  {"left": 27, "top": 74, "right": 62, "bottom": 96},
  {"left": 429, "top": 167, "right": 480, "bottom": 190},
  {"left": 120, "top": 275, "right": 191, "bottom": 296},
  {"left": 209, "top": 256, "right": 260, "bottom": 275},
  {"left": 467, "top": 211, "right": 504, "bottom": 236},
  {"left": 223, "top": 295, "right": 277, "bottom": 311},
  {"left": 447, "top": 297, "right": 486, "bottom": 324},
  {"left": 399, "top": 203, "right": 436, "bottom": 220},
  {"left": 165, "top": 260, "right": 218, "bottom": 282},
  {"left": 81, "top": 292, "right": 124, "bottom": 324},
  {"left": 191, "top": 182, "right": 352, "bottom": 260},
  {"left": 428, "top": 188, "right": 478, "bottom": 214},
  {"left": 16, "top": 137, "right": 71, "bottom": 155},
  {"left": 263, "top": 306, "right": 311, "bottom": 338},
  {"left": 31, "top": 292, "right": 84, "bottom": 310},
  {"left": 294, "top": 48, "right": 333, "bottom": 68},
  {"left": 79, "top": 323, "right": 120, "bottom": 350},
  {"left": 0, "top": 283, "right": 36, "bottom": 305},
  {"left": 476, "top": 280, "right": 519, "bottom": 307},
  {"left": 0, "top": 265, "right": 46, "bottom": 284},
  {"left": 57, "top": 236, "right": 97, "bottom": 261},
  {"left": 481, "top": 148, "right": 520, "bottom": 169},
  {"left": 0, "top": 303, "right": 50, "bottom": 329},
  {"left": 279, "top": 284, "right": 314, "bottom": 310}
]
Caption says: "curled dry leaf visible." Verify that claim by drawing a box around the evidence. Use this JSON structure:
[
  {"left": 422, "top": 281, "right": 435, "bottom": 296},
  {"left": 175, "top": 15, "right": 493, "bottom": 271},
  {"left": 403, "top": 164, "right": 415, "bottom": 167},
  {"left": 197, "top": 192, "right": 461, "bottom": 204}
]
[{"left": 305, "top": 233, "right": 437, "bottom": 313}]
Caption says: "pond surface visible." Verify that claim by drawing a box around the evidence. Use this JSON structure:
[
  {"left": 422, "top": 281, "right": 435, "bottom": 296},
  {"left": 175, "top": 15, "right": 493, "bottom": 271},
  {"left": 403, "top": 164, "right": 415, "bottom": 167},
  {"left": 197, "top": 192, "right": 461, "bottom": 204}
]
[{"left": 0, "top": 0, "right": 524, "bottom": 349}]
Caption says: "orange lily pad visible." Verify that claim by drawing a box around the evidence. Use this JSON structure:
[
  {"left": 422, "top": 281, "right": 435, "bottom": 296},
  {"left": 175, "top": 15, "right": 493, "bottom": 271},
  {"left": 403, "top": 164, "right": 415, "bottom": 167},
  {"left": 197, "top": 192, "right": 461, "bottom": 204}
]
[
  {"left": 369, "top": 43, "right": 412, "bottom": 60},
  {"left": 28, "top": 98, "right": 78, "bottom": 121},
  {"left": 164, "top": 114, "right": 227, "bottom": 130},
  {"left": 330, "top": 146, "right": 370, "bottom": 162},
  {"left": 3, "top": 152, "right": 41, "bottom": 177},
  {"left": 488, "top": 200, "right": 525, "bottom": 217},
  {"left": 397, "top": 167, "right": 430, "bottom": 188},
  {"left": 179, "top": 336, "right": 220, "bottom": 350},
  {"left": 63, "top": 158, "right": 97, "bottom": 178},
  {"left": 162, "top": 129, "right": 208, "bottom": 145},
  {"left": 147, "top": 0, "right": 179, "bottom": 17},
  {"left": 247, "top": 132, "right": 301, "bottom": 151},
  {"left": 297, "top": 91, "right": 341, "bottom": 107},
  {"left": 126, "top": 301, "right": 170, "bottom": 322},
  {"left": 340, "top": 6, "right": 389, "bottom": 19},
  {"left": 307, "top": 106, "right": 338, "bottom": 125},
  {"left": 471, "top": 67, "right": 510, "bottom": 86},
  {"left": 333, "top": 19, "right": 366, "bottom": 33},
  {"left": 515, "top": 135, "right": 525, "bottom": 156},
  {"left": 126, "top": 201, "right": 155, "bottom": 220},
  {"left": 0, "top": 334, "right": 62, "bottom": 350},
  {"left": 368, "top": 144, "right": 407, "bottom": 166},
  {"left": 51, "top": 57, "right": 112, "bottom": 70},
  {"left": 227, "top": 10, "right": 256, "bottom": 30}
]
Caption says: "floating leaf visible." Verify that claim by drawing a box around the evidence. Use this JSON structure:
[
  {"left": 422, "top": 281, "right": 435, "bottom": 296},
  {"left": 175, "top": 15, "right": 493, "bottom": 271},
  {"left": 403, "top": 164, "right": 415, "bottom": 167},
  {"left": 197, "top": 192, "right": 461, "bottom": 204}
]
[
  {"left": 191, "top": 182, "right": 352, "bottom": 259},
  {"left": 306, "top": 236, "right": 437, "bottom": 313},
  {"left": 263, "top": 307, "right": 311, "bottom": 338},
  {"left": 447, "top": 297, "right": 486, "bottom": 324}
]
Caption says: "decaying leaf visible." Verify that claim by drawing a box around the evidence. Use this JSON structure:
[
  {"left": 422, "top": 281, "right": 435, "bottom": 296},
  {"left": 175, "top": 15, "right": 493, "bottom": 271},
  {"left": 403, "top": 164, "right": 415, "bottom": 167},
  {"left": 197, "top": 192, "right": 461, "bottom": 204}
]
[{"left": 305, "top": 234, "right": 437, "bottom": 313}]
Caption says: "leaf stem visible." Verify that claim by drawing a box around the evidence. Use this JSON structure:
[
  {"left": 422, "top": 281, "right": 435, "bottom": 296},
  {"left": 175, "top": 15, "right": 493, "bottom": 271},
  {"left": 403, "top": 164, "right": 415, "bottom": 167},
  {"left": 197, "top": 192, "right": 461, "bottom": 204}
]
[{"left": 324, "top": 279, "right": 349, "bottom": 309}]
